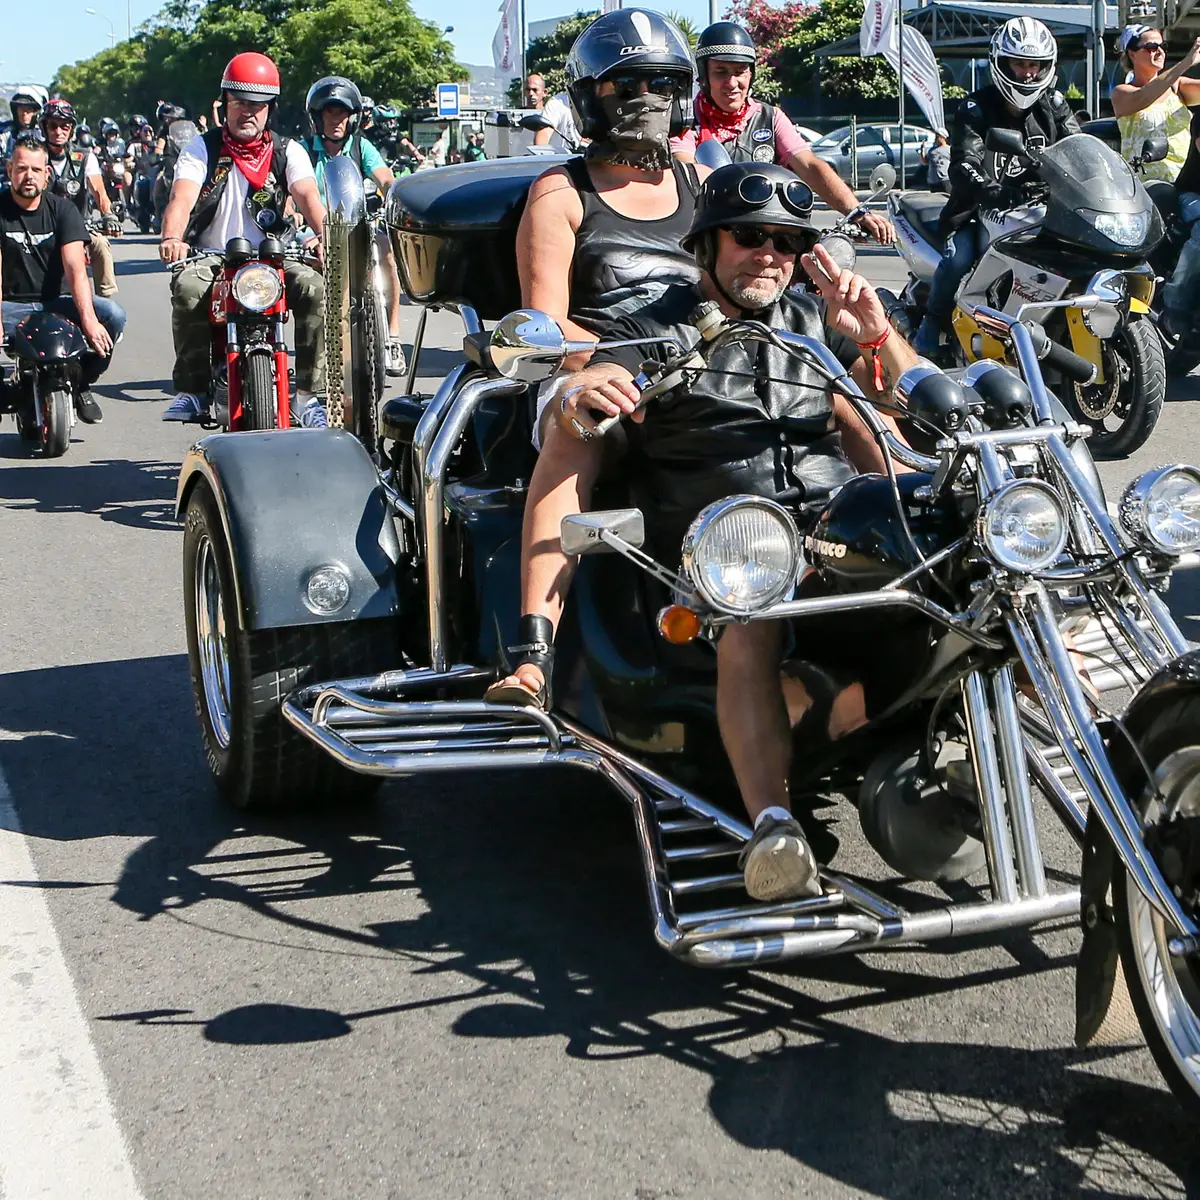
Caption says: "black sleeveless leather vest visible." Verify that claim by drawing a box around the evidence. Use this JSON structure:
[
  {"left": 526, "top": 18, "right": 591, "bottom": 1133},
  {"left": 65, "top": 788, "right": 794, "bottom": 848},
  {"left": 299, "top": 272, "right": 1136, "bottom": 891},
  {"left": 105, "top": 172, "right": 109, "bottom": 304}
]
[{"left": 564, "top": 155, "right": 701, "bottom": 335}]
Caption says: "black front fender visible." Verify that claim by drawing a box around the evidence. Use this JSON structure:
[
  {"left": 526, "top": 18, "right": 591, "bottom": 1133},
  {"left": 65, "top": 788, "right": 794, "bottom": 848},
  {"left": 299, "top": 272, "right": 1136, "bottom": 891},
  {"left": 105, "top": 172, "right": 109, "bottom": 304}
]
[{"left": 176, "top": 429, "right": 403, "bottom": 631}]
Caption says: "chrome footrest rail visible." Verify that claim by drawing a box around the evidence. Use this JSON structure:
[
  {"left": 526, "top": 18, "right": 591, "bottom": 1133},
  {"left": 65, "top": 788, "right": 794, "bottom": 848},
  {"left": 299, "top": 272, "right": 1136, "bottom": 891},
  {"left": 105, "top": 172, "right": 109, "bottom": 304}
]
[{"left": 281, "top": 667, "right": 1082, "bottom": 968}]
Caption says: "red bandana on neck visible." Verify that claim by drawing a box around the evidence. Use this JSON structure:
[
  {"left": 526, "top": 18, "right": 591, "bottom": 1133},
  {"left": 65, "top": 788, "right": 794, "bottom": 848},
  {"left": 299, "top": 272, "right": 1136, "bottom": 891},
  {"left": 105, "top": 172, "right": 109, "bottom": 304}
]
[
  {"left": 222, "top": 128, "right": 274, "bottom": 190},
  {"left": 695, "top": 94, "right": 755, "bottom": 143}
]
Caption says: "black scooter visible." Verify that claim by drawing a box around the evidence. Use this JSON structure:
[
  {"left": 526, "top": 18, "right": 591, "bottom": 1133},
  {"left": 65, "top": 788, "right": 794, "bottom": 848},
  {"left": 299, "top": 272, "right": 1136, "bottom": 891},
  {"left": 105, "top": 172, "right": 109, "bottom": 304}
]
[{"left": 2, "top": 310, "right": 88, "bottom": 457}]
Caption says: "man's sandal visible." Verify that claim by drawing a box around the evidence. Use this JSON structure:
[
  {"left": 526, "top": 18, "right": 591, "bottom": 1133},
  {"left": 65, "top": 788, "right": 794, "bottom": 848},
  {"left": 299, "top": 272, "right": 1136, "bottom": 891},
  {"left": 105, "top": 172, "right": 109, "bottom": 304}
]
[{"left": 484, "top": 614, "right": 555, "bottom": 711}]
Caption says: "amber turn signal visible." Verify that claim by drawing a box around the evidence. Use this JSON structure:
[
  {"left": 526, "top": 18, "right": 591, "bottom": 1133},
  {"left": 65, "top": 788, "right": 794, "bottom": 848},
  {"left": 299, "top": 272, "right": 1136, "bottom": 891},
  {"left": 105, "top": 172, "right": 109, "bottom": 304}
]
[{"left": 657, "top": 605, "right": 702, "bottom": 644}]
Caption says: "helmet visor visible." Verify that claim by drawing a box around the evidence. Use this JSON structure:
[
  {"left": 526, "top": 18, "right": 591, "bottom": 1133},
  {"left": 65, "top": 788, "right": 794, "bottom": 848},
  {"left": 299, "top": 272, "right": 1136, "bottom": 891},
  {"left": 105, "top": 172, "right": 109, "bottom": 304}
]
[{"left": 998, "top": 56, "right": 1055, "bottom": 92}]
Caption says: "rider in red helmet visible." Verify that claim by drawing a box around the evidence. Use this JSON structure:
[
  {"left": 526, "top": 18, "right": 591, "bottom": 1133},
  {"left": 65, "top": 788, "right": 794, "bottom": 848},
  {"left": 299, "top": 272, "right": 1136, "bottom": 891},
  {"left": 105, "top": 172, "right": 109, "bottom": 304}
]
[{"left": 159, "top": 52, "right": 330, "bottom": 425}]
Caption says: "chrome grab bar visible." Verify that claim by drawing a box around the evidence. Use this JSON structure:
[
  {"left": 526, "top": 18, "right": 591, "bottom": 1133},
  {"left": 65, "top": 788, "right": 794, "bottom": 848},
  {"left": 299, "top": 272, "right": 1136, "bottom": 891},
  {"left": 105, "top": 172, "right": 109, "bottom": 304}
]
[{"left": 422, "top": 374, "right": 528, "bottom": 671}]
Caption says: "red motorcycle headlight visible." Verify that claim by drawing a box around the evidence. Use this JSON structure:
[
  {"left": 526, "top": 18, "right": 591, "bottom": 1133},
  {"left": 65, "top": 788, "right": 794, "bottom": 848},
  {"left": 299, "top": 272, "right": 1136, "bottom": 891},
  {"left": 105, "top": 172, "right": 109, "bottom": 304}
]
[{"left": 230, "top": 263, "right": 283, "bottom": 312}]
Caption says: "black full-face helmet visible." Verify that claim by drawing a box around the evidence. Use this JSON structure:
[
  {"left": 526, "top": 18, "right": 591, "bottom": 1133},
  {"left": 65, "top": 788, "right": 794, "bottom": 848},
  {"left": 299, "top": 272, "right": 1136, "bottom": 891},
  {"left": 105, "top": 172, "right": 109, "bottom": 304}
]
[
  {"left": 306, "top": 76, "right": 363, "bottom": 139},
  {"left": 565, "top": 9, "right": 696, "bottom": 139},
  {"left": 695, "top": 21, "right": 757, "bottom": 94},
  {"left": 683, "top": 161, "right": 819, "bottom": 276}
]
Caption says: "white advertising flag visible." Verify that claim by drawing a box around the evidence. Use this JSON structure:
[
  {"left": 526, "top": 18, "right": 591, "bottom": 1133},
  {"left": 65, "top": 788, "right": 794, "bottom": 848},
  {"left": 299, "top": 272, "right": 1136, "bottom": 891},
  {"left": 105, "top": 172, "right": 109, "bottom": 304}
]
[
  {"left": 493, "top": 0, "right": 517, "bottom": 74},
  {"left": 602, "top": 0, "right": 620, "bottom": 11},
  {"left": 860, "top": 0, "right": 945, "bottom": 134}
]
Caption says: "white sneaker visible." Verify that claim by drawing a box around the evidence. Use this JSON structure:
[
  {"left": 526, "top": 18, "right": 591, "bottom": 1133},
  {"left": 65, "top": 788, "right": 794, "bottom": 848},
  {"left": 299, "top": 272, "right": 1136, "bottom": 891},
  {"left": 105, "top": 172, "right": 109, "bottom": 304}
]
[
  {"left": 386, "top": 338, "right": 407, "bottom": 378},
  {"left": 739, "top": 815, "right": 821, "bottom": 902},
  {"left": 162, "top": 392, "right": 209, "bottom": 422}
]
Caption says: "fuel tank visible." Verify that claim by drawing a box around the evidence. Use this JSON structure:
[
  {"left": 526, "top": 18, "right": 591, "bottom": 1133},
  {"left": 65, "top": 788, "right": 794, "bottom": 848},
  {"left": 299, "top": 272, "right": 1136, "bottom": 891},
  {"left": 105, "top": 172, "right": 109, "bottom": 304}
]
[{"left": 803, "top": 472, "right": 962, "bottom": 592}]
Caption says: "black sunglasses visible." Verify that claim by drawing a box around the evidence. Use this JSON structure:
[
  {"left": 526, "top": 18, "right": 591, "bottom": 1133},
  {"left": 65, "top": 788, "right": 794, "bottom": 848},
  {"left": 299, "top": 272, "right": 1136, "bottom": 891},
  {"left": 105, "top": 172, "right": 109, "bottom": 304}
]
[
  {"left": 1135, "top": 39, "right": 1166, "bottom": 52},
  {"left": 607, "top": 74, "right": 681, "bottom": 101},
  {"left": 735, "top": 172, "right": 815, "bottom": 218},
  {"left": 721, "top": 224, "right": 816, "bottom": 256}
]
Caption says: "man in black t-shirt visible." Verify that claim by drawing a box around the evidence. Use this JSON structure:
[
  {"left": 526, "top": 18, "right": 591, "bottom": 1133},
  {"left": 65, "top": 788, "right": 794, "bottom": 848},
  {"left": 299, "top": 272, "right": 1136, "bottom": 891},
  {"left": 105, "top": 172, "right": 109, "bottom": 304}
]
[
  {"left": 0, "top": 138, "right": 126, "bottom": 422},
  {"left": 489, "top": 162, "right": 918, "bottom": 903}
]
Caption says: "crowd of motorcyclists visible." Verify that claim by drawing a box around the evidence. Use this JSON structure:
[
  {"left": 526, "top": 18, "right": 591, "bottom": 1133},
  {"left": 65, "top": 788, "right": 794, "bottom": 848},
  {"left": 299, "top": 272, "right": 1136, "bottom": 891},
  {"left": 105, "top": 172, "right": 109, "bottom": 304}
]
[{"left": 5, "top": 7, "right": 1200, "bottom": 895}]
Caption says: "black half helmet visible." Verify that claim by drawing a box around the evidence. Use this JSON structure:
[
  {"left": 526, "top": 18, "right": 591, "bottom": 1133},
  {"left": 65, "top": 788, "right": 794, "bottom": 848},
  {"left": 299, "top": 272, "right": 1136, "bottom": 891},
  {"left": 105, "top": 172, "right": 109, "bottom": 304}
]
[
  {"left": 683, "top": 162, "right": 818, "bottom": 258},
  {"left": 695, "top": 21, "right": 757, "bottom": 92},
  {"left": 306, "top": 76, "right": 363, "bottom": 137},
  {"left": 565, "top": 9, "right": 696, "bottom": 139}
]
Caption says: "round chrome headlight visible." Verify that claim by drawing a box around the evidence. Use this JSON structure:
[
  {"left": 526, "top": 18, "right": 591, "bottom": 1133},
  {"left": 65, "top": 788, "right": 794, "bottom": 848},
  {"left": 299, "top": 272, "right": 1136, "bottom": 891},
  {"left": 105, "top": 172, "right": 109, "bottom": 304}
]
[
  {"left": 978, "top": 481, "right": 1068, "bottom": 573},
  {"left": 304, "top": 564, "right": 351, "bottom": 615},
  {"left": 231, "top": 262, "right": 283, "bottom": 313},
  {"left": 682, "top": 496, "right": 800, "bottom": 615},
  {"left": 1120, "top": 465, "right": 1200, "bottom": 555}
]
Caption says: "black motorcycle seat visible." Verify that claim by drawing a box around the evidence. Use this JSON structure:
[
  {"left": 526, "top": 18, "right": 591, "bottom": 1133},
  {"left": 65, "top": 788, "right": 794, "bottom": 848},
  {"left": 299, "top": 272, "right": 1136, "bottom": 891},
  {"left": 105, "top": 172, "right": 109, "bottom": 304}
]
[{"left": 898, "top": 192, "right": 948, "bottom": 245}]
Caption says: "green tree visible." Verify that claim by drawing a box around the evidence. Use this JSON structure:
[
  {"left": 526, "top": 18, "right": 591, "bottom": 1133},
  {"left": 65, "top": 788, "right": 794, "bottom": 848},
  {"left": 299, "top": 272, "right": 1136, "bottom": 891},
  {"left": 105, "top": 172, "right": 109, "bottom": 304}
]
[
  {"left": 506, "top": 10, "right": 598, "bottom": 105},
  {"left": 666, "top": 11, "right": 699, "bottom": 51},
  {"left": 53, "top": 0, "right": 465, "bottom": 127}
]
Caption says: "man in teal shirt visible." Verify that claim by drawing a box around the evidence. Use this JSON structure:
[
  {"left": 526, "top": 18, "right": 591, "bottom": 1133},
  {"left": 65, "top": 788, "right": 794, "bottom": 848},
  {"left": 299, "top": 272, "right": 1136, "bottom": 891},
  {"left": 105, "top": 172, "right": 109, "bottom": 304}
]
[{"left": 303, "top": 76, "right": 406, "bottom": 376}]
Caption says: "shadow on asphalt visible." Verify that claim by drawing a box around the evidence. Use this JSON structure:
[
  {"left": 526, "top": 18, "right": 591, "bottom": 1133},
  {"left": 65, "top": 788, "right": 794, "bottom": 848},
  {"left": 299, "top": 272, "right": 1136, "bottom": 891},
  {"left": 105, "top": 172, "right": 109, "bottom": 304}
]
[
  {"left": 0, "top": 457, "right": 178, "bottom": 530},
  {"left": 114, "top": 259, "right": 169, "bottom": 277},
  {"left": 91, "top": 379, "right": 173, "bottom": 402},
  {"left": 0, "top": 651, "right": 1196, "bottom": 1195}
]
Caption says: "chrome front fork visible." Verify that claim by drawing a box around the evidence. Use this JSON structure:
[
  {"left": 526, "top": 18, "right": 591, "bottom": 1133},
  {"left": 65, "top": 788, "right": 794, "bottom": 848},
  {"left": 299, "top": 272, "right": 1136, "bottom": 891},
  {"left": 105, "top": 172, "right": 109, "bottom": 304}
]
[{"left": 1007, "top": 585, "right": 1200, "bottom": 939}]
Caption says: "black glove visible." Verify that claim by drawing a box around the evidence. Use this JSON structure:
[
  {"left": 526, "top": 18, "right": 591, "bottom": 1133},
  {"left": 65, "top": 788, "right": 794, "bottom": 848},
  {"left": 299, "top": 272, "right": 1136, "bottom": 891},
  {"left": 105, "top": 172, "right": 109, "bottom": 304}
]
[{"left": 102, "top": 215, "right": 121, "bottom": 237}]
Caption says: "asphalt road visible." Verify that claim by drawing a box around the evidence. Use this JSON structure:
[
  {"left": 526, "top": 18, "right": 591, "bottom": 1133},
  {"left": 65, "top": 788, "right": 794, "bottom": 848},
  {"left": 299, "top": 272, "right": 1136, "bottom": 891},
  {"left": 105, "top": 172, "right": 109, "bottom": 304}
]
[{"left": 1, "top": 233, "right": 1199, "bottom": 1200}]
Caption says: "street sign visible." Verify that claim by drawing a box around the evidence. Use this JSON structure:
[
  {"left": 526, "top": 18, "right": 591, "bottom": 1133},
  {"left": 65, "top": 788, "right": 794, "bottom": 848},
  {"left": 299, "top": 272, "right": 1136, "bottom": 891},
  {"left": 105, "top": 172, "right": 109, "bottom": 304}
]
[{"left": 436, "top": 83, "right": 460, "bottom": 119}]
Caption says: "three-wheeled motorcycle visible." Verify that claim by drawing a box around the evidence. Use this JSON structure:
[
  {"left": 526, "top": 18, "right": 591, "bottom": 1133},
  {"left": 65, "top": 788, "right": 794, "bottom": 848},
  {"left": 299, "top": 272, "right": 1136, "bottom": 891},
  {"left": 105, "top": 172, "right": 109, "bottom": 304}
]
[{"left": 176, "top": 156, "right": 1200, "bottom": 1114}]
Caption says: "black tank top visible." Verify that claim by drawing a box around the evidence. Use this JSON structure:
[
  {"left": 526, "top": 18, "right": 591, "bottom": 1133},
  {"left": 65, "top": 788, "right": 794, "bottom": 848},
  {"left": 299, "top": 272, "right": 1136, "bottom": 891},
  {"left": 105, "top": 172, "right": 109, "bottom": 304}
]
[{"left": 565, "top": 156, "right": 701, "bottom": 335}]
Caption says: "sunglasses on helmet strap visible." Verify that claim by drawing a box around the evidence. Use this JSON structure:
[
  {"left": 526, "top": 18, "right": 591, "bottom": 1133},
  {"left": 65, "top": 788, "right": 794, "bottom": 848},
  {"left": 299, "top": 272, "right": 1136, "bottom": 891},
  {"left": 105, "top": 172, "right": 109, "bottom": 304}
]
[{"left": 721, "top": 224, "right": 817, "bottom": 256}]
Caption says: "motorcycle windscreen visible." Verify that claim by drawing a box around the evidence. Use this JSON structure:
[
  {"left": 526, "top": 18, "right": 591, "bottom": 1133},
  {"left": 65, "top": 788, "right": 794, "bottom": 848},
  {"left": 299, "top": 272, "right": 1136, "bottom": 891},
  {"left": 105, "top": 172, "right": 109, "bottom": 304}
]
[
  {"left": 1039, "top": 135, "right": 1149, "bottom": 214},
  {"left": 1039, "top": 134, "right": 1161, "bottom": 252}
]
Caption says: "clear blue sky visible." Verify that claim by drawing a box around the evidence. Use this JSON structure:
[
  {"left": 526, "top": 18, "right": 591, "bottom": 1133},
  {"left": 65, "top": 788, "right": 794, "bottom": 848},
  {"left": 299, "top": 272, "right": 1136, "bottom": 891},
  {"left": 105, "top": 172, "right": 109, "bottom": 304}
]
[{"left": 9, "top": 0, "right": 716, "bottom": 90}]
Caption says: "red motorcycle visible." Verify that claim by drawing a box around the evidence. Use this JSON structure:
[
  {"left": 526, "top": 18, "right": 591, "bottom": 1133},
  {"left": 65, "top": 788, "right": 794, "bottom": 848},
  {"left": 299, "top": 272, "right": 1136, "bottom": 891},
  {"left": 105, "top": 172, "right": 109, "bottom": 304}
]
[{"left": 177, "top": 235, "right": 309, "bottom": 430}]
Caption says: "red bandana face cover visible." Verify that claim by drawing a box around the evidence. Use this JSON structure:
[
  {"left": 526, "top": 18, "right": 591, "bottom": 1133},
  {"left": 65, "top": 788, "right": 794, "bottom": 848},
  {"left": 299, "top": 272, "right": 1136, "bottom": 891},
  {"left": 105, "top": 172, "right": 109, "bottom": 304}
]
[
  {"left": 222, "top": 127, "right": 273, "bottom": 190},
  {"left": 696, "top": 93, "right": 753, "bottom": 143}
]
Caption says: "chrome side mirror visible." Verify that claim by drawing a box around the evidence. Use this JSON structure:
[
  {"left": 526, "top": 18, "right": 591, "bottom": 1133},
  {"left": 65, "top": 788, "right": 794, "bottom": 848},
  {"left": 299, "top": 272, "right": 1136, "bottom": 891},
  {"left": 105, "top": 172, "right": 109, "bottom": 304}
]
[
  {"left": 560, "top": 509, "right": 645, "bottom": 556},
  {"left": 869, "top": 163, "right": 896, "bottom": 192},
  {"left": 489, "top": 310, "right": 570, "bottom": 382}
]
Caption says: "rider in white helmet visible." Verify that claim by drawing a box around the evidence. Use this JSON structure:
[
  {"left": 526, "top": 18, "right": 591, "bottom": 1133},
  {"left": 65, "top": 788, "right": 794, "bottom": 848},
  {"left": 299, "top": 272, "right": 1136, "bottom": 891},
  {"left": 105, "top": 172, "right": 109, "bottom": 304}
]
[{"left": 913, "top": 17, "right": 1080, "bottom": 356}]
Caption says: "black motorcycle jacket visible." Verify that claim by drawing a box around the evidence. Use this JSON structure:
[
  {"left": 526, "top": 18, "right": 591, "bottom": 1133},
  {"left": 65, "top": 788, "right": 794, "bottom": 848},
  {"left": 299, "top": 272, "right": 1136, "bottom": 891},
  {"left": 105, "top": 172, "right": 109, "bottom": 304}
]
[
  {"left": 724, "top": 104, "right": 779, "bottom": 165},
  {"left": 940, "top": 84, "right": 1081, "bottom": 234},
  {"left": 183, "top": 127, "right": 292, "bottom": 246},
  {"left": 47, "top": 148, "right": 90, "bottom": 215},
  {"left": 589, "top": 283, "right": 860, "bottom": 556}
]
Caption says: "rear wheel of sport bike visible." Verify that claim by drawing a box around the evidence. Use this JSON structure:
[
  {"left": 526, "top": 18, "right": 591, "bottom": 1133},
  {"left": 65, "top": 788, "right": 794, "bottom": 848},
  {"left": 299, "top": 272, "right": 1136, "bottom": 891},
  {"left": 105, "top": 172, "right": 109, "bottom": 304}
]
[
  {"left": 1068, "top": 317, "right": 1164, "bottom": 460},
  {"left": 37, "top": 378, "right": 71, "bottom": 458},
  {"left": 182, "top": 481, "right": 403, "bottom": 809},
  {"left": 240, "top": 350, "right": 277, "bottom": 431},
  {"left": 1114, "top": 694, "right": 1200, "bottom": 1117}
]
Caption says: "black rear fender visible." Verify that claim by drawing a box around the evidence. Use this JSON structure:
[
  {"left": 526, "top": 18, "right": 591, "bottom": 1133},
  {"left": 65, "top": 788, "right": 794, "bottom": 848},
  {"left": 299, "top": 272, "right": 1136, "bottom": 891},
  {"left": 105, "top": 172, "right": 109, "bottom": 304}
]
[{"left": 176, "top": 429, "right": 403, "bottom": 631}]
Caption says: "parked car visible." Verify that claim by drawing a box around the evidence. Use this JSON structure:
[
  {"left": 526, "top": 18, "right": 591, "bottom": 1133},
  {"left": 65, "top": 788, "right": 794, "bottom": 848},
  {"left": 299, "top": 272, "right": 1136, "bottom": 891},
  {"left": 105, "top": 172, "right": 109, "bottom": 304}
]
[
  {"left": 794, "top": 124, "right": 823, "bottom": 145},
  {"left": 810, "top": 123, "right": 931, "bottom": 186}
]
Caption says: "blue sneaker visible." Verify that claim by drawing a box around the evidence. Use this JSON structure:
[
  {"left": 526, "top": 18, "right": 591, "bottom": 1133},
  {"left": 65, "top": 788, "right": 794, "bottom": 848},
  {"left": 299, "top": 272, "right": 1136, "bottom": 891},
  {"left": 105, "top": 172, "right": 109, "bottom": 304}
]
[
  {"left": 162, "top": 392, "right": 209, "bottom": 422},
  {"left": 295, "top": 398, "right": 329, "bottom": 429}
]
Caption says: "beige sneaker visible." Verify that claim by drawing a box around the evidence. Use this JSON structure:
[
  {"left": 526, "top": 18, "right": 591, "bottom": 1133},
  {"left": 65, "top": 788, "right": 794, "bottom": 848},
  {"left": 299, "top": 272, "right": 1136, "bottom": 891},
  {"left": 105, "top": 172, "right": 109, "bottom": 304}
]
[{"left": 738, "top": 815, "right": 822, "bottom": 902}]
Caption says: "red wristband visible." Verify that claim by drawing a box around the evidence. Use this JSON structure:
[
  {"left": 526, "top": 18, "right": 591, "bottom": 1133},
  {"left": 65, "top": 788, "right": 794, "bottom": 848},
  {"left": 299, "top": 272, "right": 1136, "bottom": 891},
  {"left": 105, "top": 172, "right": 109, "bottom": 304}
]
[{"left": 856, "top": 325, "right": 892, "bottom": 392}]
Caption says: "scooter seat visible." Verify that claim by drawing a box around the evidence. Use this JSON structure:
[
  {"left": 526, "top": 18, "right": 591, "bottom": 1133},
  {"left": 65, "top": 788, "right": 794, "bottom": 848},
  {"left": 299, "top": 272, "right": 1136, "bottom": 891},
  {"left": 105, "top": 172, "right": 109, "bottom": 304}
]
[{"left": 897, "top": 192, "right": 948, "bottom": 247}]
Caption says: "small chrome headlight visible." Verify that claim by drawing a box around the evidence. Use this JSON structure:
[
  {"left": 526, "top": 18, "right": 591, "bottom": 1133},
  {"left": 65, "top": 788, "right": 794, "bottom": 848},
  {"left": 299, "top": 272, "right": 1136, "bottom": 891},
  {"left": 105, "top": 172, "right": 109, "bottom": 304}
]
[
  {"left": 978, "top": 481, "right": 1068, "bottom": 573},
  {"left": 304, "top": 564, "right": 351, "bottom": 615},
  {"left": 231, "top": 263, "right": 283, "bottom": 313},
  {"left": 1120, "top": 465, "right": 1200, "bottom": 555},
  {"left": 682, "top": 496, "right": 800, "bottom": 615}
]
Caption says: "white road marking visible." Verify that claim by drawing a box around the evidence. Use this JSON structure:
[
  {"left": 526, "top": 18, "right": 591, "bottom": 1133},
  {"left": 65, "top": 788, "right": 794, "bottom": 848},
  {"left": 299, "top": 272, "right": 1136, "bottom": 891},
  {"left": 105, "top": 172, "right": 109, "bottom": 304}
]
[{"left": 0, "top": 765, "right": 144, "bottom": 1199}]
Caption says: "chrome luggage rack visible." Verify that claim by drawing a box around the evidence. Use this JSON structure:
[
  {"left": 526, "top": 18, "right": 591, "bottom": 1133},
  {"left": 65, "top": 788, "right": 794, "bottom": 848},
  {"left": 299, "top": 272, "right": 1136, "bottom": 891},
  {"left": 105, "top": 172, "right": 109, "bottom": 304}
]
[{"left": 282, "top": 666, "right": 1082, "bottom": 968}]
